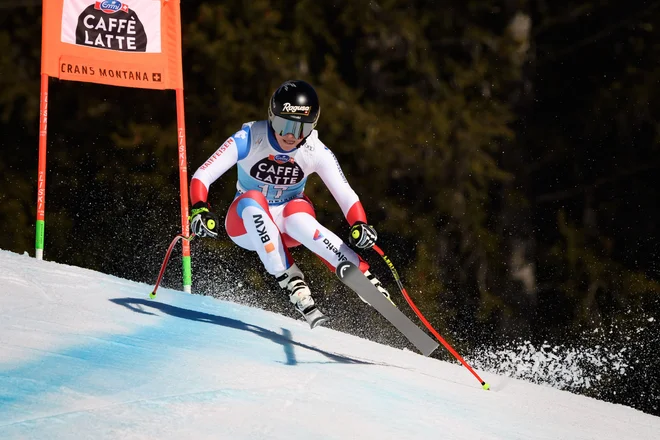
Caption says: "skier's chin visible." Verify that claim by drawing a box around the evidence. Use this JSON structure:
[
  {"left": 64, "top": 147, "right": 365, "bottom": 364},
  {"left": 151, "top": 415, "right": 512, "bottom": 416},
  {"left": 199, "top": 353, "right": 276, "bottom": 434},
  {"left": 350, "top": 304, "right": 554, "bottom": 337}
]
[{"left": 278, "top": 137, "right": 302, "bottom": 151}]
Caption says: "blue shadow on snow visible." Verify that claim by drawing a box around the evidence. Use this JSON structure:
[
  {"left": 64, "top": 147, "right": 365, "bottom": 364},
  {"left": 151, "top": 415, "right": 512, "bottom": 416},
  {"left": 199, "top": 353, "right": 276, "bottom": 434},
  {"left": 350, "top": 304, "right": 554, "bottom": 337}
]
[{"left": 110, "top": 297, "right": 375, "bottom": 366}]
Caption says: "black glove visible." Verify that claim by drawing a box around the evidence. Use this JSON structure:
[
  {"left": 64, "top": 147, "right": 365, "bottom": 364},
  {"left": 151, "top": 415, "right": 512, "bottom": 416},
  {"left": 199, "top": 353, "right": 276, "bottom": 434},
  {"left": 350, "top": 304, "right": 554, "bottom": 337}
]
[
  {"left": 349, "top": 221, "right": 378, "bottom": 249},
  {"left": 189, "top": 201, "right": 219, "bottom": 239}
]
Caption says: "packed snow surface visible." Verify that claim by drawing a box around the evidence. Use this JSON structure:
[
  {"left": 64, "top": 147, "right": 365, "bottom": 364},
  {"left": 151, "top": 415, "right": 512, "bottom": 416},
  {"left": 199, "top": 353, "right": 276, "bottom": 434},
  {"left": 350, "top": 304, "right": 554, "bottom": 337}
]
[{"left": 1, "top": 250, "right": 658, "bottom": 439}]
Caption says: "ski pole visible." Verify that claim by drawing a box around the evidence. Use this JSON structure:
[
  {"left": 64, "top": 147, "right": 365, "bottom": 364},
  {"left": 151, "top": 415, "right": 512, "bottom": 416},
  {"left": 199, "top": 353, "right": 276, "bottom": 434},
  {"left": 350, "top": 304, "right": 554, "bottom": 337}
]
[
  {"left": 150, "top": 233, "right": 195, "bottom": 299},
  {"left": 372, "top": 245, "right": 490, "bottom": 390}
]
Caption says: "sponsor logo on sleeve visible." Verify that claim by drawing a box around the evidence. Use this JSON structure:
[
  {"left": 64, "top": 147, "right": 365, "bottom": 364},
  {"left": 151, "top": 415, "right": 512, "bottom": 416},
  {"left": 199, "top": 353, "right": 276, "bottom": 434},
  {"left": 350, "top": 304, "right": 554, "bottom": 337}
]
[
  {"left": 199, "top": 138, "right": 235, "bottom": 170},
  {"left": 328, "top": 149, "right": 348, "bottom": 183}
]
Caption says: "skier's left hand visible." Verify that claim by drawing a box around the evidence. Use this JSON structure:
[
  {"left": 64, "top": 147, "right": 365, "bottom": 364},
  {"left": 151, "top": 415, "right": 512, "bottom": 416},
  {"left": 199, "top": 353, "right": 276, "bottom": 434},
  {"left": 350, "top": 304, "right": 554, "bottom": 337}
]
[{"left": 349, "top": 222, "right": 378, "bottom": 249}]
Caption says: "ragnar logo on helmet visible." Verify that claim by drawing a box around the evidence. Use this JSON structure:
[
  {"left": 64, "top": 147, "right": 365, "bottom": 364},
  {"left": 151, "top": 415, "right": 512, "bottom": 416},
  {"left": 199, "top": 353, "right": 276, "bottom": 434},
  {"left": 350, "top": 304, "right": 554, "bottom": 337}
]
[{"left": 281, "top": 103, "right": 311, "bottom": 115}]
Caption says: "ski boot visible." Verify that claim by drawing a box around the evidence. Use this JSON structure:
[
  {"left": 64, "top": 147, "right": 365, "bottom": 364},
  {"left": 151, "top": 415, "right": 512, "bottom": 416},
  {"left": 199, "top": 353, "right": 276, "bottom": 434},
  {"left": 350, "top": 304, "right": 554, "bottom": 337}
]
[{"left": 277, "top": 264, "right": 329, "bottom": 329}]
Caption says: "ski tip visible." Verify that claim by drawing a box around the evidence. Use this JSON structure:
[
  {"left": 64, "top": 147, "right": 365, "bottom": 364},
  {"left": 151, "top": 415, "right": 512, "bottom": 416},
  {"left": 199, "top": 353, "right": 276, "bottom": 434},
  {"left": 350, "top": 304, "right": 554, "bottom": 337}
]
[
  {"left": 335, "top": 261, "right": 355, "bottom": 279},
  {"left": 482, "top": 382, "right": 491, "bottom": 390}
]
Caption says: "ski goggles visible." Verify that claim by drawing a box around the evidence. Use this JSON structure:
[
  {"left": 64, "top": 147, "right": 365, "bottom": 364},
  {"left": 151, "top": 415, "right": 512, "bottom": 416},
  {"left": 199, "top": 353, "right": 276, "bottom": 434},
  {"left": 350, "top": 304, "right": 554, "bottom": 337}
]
[{"left": 270, "top": 115, "right": 315, "bottom": 139}]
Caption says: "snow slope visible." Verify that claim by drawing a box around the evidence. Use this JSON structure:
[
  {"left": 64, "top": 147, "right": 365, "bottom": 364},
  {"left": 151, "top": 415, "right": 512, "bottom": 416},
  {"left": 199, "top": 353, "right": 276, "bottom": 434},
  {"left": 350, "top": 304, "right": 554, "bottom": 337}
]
[{"left": 0, "top": 250, "right": 658, "bottom": 439}]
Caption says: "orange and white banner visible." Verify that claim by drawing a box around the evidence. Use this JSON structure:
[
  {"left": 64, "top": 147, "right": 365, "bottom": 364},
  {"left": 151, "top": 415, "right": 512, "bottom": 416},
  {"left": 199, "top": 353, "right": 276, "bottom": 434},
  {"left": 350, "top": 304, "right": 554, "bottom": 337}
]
[{"left": 42, "top": 0, "right": 183, "bottom": 90}]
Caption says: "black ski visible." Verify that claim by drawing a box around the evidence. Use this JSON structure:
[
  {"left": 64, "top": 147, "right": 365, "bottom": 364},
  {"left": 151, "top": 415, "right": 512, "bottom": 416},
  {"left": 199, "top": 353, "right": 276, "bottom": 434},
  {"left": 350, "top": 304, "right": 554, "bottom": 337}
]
[{"left": 336, "top": 261, "right": 439, "bottom": 356}]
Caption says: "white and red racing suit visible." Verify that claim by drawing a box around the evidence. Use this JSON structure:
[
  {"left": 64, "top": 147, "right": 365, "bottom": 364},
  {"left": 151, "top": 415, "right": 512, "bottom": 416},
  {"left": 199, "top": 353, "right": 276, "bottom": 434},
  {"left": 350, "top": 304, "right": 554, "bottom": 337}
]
[{"left": 190, "top": 120, "right": 370, "bottom": 276}]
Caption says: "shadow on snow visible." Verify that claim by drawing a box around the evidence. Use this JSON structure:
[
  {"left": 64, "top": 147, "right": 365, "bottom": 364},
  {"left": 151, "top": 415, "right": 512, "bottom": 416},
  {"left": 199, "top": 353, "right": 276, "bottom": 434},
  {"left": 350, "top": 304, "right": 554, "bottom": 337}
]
[{"left": 110, "top": 297, "right": 384, "bottom": 367}]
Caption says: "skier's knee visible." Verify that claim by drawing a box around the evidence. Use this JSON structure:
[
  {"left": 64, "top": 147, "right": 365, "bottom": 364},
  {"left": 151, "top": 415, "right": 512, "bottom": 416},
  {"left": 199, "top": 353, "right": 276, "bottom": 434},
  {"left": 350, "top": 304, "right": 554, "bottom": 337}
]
[
  {"left": 243, "top": 190, "right": 267, "bottom": 203},
  {"left": 237, "top": 190, "right": 270, "bottom": 213},
  {"left": 283, "top": 199, "right": 316, "bottom": 218}
]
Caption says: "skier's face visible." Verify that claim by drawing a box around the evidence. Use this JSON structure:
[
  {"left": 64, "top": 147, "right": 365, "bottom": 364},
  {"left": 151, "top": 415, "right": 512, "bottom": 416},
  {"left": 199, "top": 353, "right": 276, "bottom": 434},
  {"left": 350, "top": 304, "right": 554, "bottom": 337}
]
[{"left": 275, "top": 132, "right": 304, "bottom": 151}]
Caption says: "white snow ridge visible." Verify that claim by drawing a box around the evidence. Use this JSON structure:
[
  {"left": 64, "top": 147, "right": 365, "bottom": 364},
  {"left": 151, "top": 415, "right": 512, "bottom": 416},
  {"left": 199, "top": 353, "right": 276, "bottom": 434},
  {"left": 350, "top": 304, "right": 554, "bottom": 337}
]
[{"left": 0, "top": 249, "right": 658, "bottom": 439}]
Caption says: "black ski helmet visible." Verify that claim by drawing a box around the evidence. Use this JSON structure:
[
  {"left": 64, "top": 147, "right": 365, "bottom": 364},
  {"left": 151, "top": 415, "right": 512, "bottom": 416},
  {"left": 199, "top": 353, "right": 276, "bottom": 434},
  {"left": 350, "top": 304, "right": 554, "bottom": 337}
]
[{"left": 268, "top": 80, "right": 320, "bottom": 139}]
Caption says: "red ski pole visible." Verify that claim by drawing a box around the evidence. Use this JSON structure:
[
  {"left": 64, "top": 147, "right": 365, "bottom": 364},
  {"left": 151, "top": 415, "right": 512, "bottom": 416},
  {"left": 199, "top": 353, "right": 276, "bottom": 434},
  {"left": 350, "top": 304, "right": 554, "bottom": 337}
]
[
  {"left": 150, "top": 233, "right": 195, "bottom": 299},
  {"left": 372, "top": 245, "right": 490, "bottom": 390}
]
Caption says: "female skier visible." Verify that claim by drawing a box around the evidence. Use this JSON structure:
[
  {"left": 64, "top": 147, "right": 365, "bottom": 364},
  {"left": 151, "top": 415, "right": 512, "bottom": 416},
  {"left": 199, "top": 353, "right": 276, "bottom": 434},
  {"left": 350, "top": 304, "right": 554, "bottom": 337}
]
[{"left": 189, "top": 80, "right": 390, "bottom": 327}]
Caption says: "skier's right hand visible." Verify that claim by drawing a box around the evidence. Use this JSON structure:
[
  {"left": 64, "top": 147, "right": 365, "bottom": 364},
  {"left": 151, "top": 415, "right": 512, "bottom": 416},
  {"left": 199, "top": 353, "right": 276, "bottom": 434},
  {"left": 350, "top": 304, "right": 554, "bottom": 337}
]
[{"left": 189, "top": 201, "right": 219, "bottom": 239}]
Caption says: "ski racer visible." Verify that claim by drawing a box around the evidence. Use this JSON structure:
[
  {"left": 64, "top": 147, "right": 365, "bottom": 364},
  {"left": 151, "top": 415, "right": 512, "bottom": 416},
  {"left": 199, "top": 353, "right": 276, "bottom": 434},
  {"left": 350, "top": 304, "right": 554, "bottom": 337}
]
[{"left": 188, "top": 79, "right": 391, "bottom": 327}]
